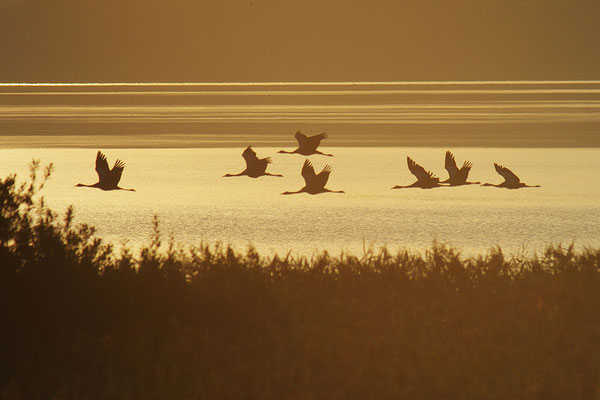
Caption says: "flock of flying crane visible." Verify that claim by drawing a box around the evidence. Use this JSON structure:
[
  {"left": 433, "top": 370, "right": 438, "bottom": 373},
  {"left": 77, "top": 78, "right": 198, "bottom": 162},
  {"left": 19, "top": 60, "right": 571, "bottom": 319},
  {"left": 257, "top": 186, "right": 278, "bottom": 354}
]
[{"left": 75, "top": 131, "right": 541, "bottom": 194}]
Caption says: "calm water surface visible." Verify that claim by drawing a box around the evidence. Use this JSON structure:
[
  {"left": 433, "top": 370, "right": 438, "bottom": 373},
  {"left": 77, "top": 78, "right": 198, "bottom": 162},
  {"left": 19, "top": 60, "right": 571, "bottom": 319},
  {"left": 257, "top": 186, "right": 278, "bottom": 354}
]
[{"left": 1, "top": 147, "right": 598, "bottom": 256}]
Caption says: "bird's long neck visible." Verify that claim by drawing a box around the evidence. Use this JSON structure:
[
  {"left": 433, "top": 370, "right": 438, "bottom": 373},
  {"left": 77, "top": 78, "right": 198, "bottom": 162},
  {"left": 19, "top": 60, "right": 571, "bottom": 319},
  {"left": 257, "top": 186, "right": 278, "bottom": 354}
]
[
  {"left": 281, "top": 187, "right": 306, "bottom": 195},
  {"left": 264, "top": 172, "right": 283, "bottom": 177},
  {"left": 391, "top": 182, "right": 418, "bottom": 189},
  {"left": 75, "top": 182, "right": 97, "bottom": 188},
  {"left": 223, "top": 171, "right": 246, "bottom": 177},
  {"left": 481, "top": 183, "right": 499, "bottom": 187},
  {"left": 278, "top": 149, "right": 298, "bottom": 154}
]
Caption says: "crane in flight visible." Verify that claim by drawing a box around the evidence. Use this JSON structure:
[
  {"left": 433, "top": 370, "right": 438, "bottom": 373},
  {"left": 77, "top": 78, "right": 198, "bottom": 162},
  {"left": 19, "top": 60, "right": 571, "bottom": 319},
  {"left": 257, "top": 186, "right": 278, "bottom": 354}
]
[
  {"left": 278, "top": 131, "right": 333, "bottom": 157},
  {"left": 223, "top": 146, "right": 283, "bottom": 178},
  {"left": 75, "top": 151, "right": 135, "bottom": 191},
  {"left": 482, "top": 163, "right": 540, "bottom": 189},
  {"left": 281, "top": 159, "right": 344, "bottom": 195},
  {"left": 392, "top": 156, "right": 444, "bottom": 189},
  {"left": 442, "top": 151, "right": 480, "bottom": 186}
]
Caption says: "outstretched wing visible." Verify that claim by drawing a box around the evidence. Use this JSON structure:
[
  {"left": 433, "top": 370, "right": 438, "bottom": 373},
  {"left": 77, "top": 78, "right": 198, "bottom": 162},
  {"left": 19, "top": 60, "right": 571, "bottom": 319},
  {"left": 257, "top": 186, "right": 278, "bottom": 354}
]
[
  {"left": 306, "top": 133, "right": 327, "bottom": 150},
  {"left": 460, "top": 160, "right": 473, "bottom": 172},
  {"left": 494, "top": 163, "right": 520, "bottom": 185},
  {"left": 108, "top": 159, "right": 125, "bottom": 187},
  {"left": 300, "top": 159, "right": 317, "bottom": 186},
  {"left": 444, "top": 151, "right": 459, "bottom": 179},
  {"left": 95, "top": 151, "right": 111, "bottom": 183},
  {"left": 314, "top": 164, "right": 332, "bottom": 189},
  {"left": 459, "top": 160, "right": 473, "bottom": 180},
  {"left": 242, "top": 146, "right": 259, "bottom": 169},
  {"left": 294, "top": 131, "right": 308, "bottom": 147},
  {"left": 295, "top": 131, "right": 327, "bottom": 152},
  {"left": 407, "top": 156, "right": 437, "bottom": 181}
]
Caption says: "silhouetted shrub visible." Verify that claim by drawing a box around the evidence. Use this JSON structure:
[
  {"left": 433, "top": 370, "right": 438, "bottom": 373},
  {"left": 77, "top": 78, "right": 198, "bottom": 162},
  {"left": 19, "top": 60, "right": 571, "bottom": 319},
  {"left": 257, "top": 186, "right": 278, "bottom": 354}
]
[{"left": 1, "top": 163, "right": 599, "bottom": 399}]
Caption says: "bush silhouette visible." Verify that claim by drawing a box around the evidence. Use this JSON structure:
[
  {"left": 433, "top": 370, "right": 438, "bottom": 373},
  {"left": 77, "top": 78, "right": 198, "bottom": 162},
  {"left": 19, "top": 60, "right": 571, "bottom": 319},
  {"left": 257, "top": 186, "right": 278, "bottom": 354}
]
[{"left": 1, "top": 162, "right": 599, "bottom": 399}]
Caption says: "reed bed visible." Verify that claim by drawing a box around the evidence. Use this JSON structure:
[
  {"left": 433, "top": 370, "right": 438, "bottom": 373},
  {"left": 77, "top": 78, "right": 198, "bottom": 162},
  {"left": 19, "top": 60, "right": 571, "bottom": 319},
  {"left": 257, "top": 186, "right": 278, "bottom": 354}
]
[{"left": 1, "top": 163, "right": 599, "bottom": 399}]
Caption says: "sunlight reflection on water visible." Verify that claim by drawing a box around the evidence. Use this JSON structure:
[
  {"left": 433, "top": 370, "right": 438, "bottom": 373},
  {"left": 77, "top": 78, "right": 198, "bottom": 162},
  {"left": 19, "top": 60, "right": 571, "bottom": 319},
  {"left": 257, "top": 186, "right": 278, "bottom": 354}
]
[{"left": 1, "top": 147, "right": 598, "bottom": 257}]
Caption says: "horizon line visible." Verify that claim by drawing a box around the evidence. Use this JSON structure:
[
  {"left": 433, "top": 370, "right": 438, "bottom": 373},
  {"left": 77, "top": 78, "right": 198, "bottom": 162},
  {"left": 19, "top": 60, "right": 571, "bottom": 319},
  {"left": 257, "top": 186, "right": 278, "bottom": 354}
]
[{"left": 2, "top": 80, "right": 600, "bottom": 87}]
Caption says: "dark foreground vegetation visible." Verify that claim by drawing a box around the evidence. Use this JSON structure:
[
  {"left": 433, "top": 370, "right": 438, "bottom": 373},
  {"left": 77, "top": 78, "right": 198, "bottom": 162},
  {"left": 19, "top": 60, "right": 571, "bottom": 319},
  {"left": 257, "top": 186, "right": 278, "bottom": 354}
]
[{"left": 1, "top": 163, "right": 599, "bottom": 399}]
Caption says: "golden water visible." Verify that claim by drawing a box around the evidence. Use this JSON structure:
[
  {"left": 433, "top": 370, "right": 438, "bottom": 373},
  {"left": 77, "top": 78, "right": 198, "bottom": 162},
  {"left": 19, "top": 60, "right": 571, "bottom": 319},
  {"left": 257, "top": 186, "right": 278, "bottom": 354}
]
[{"left": 1, "top": 147, "right": 598, "bottom": 256}]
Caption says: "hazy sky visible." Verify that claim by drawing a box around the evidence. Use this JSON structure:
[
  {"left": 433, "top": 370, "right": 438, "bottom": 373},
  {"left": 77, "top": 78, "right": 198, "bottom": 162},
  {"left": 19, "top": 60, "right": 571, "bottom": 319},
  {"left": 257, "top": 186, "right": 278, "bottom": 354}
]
[{"left": 1, "top": 0, "right": 599, "bottom": 82}]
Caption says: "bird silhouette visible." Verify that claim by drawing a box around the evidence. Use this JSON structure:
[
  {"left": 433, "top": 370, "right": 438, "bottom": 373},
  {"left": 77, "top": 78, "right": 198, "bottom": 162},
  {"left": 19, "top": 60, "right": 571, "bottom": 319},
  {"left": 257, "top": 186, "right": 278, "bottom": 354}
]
[
  {"left": 392, "top": 156, "right": 444, "bottom": 189},
  {"left": 281, "top": 159, "right": 344, "bottom": 195},
  {"left": 224, "top": 146, "right": 283, "bottom": 178},
  {"left": 75, "top": 151, "right": 135, "bottom": 191},
  {"left": 482, "top": 163, "right": 540, "bottom": 189},
  {"left": 442, "top": 151, "right": 480, "bottom": 186},
  {"left": 278, "top": 131, "right": 333, "bottom": 157}
]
